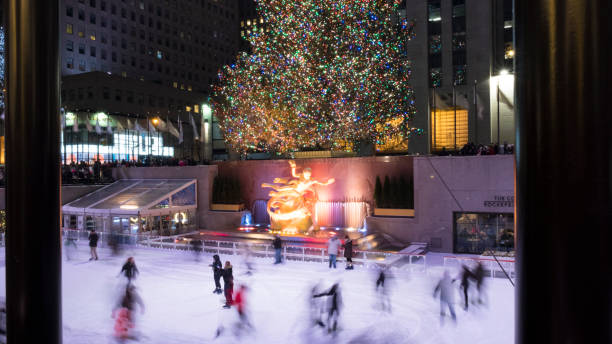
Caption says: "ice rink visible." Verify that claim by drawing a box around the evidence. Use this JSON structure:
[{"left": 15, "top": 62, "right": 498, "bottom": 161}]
[{"left": 1, "top": 244, "right": 514, "bottom": 343}]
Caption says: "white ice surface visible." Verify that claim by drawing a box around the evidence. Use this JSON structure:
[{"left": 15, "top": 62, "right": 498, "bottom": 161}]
[{"left": 0, "top": 244, "right": 514, "bottom": 343}]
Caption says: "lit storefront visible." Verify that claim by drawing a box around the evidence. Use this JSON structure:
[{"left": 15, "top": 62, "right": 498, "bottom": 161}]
[
  {"left": 62, "top": 179, "right": 197, "bottom": 235},
  {"left": 454, "top": 212, "right": 514, "bottom": 254}
]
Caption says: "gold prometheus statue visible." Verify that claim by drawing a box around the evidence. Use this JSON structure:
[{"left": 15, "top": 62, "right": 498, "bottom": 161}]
[{"left": 262, "top": 160, "right": 335, "bottom": 234}]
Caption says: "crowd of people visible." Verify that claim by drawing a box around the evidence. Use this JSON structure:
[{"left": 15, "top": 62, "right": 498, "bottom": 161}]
[{"left": 436, "top": 142, "right": 515, "bottom": 156}]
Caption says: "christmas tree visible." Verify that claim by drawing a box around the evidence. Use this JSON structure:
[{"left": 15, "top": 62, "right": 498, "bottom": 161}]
[{"left": 212, "top": 0, "right": 420, "bottom": 154}]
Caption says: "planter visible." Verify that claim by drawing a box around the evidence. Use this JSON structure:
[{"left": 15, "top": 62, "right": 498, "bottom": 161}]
[
  {"left": 292, "top": 150, "right": 356, "bottom": 159},
  {"left": 374, "top": 208, "right": 415, "bottom": 217},
  {"left": 211, "top": 203, "right": 245, "bottom": 211}
]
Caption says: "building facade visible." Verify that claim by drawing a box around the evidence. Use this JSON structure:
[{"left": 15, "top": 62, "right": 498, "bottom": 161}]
[
  {"left": 58, "top": 0, "right": 243, "bottom": 162},
  {"left": 404, "top": 0, "right": 515, "bottom": 154}
]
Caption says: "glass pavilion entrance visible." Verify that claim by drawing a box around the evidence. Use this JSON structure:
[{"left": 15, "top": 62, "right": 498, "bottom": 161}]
[{"left": 62, "top": 179, "right": 197, "bottom": 236}]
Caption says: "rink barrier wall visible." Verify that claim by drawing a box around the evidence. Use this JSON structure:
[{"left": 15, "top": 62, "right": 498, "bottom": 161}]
[{"left": 61, "top": 230, "right": 516, "bottom": 278}]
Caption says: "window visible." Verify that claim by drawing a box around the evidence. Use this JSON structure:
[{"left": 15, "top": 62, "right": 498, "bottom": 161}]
[
  {"left": 90, "top": 46, "right": 96, "bottom": 57},
  {"left": 115, "top": 90, "right": 122, "bottom": 101},
  {"left": 430, "top": 68, "right": 442, "bottom": 88},
  {"left": 103, "top": 87, "right": 110, "bottom": 99},
  {"left": 66, "top": 40, "right": 74, "bottom": 52},
  {"left": 454, "top": 213, "right": 514, "bottom": 254},
  {"left": 78, "top": 9, "right": 85, "bottom": 21},
  {"left": 431, "top": 99, "right": 468, "bottom": 150},
  {"left": 111, "top": 4, "right": 116, "bottom": 14},
  {"left": 77, "top": 28, "right": 85, "bottom": 38},
  {"left": 101, "top": 34, "right": 107, "bottom": 44},
  {"left": 90, "top": 0, "right": 96, "bottom": 8},
  {"left": 78, "top": 44, "right": 85, "bottom": 54},
  {"left": 90, "top": 31, "right": 96, "bottom": 41},
  {"left": 66, "top": 6, "right": 74, "bottom": 17},
  {"left": 111, "top": 51, "right": 117, "bottom": 62},
  {"left": 101, "top": 16, "right": 107, "bottom": 27},
  {"left": 453, "top": 65, "right": 467, "bottom": 85},
  {"left": 452, "top": 32, "right": 466, "bottom": 51},
  {"left": 101, "top": 49, "right": 107, "bottom": 59},
  {"left": 78, "top": 60, "right": 86, "bottom": 71},
  {"left": 87, "top": 87, "right": 94, "bottom": 99},
  {"left": 126, "top": 91, "right": 134, "bottom": 103},
  {"left": 101, "top": 1, "right": 106, "bottom": 11},
  {"left": 90, "top": 13, "right": 96, "bottom": 24},
  {"left": 66, "top": 23, "right": 73, "bottom": 34},
  {"left": 66, "top": 57, "right": 74, "bottom": 69}
]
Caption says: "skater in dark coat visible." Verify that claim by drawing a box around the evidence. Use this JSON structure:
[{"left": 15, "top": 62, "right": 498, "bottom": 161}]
[
  {"left": 119, "top": 257, "right": 139, "bottom": 284},
  {"left": 88, "top": 229, "right": 99, "bottom": 261},
  {"left": 210, "top": 254, "right": 223, "bottom": 294},
  {"left": 272, "top": 235, "right": 282, "bottom": 264},
  {"left": 222, "top": 261, "right": 234, "bottom": 308},
  {"left": 459, "top": 265, "right": 474, "bottom": 310},
  {"left": 314, "top": 283, "right": 342, "bottom": 333},
  {"left": 472, "top": 261, "right": 486, "bottom": 304},
  {"left": 342, "top": 235, "right": 354, "bottom": 270}
]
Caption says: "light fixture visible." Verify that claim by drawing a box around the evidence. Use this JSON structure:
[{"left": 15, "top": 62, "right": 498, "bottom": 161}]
[{"left": 499, "top": 69, "right": 509, "bottom": 75}]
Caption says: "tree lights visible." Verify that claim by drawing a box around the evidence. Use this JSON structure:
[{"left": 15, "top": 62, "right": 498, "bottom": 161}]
[{"left": 212, "top": 0, "right": 421, "bottom": 154}]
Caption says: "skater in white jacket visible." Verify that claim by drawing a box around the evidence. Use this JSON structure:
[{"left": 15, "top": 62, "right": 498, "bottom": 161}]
[{"left": 327, "top": 236, "right": 341, "bottom": 269}]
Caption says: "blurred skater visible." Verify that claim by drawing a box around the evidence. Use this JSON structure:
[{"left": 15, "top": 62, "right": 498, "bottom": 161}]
[
  {"left": 434, "top": 271, "right": 456, "bottom": 324},
  {"left": 234, "top": 285, "right": 253, "bottom": 331},
  {"left": 310, "top": 284, "right": 326, "bottom": 328},
  {"left": 314, "top": 283, "right": 342, "bottom": 334},
  {"left": 191, "top": 239, "right": 203, "bottom": 261},
  {"left": 273, "top": 234, "right": 283, "bottom": 264},
  {"left": 327, "top": 236, "right": 341, "bottom": 269},
  {"left": 472, "top": 261, "right": 486, "bottom": 304},
  {"left": 222, "top": 261, "right": 234, "bottom": 308},
  {"left": 342, "top": 235, "right": 354, "bottom": 270},
  {"left": 242, "top": 244, "right": 255, "bottom": 275},
  {"left": 109, "top": 231, "right": 121, "bottom": 256},
  {"left": 210, "top": 254, "right": 223, "bottom": 294},
  {"left": 376, "top": 267, "right": 392, "bottom": 312},
  {"left": 64, "top": 230, "right": 78, "bottom": 261},
  {"left": 119, "top": 257, "right": 139, "bottom": 284},
  {"left": 459, "top": 265, "right": 474, "bottom": 310},
  {"left": 112, "top": 285, "right": 145, "bottom": 343},
  {"left": 88, "top": 229, "right": 99, "bottom": 261}
]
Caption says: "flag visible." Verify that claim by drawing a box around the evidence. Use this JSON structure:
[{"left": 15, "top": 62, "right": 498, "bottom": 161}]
[
  {"left": 126, "top": 118, "right": 134, "bottom": 130},
  {"left": 156, "top": 118, "right": 168, "bottom": 132},
  {"left": 190, "top": 114, "right": 200, "bottom": 140},
  {"left": 115, "top": 117, "right": 124, "bottom": 131},
  {"left": 455, "top": 92, "right": 470, "bottom": 110},
  {"left": 95, "top": 118, "right": 102, "bottom": 135},
  {"left": 84, "top": 115, "right": 93, "bottom": 132},
  {"left": 167, "top": 119, "right": 180, "bottom": 139},
  {"left": 432, "top": 88, "right": 449, "bottom": 110},
  {"left": 73, "top": 114, "right": 80, "bottom": 133},
  {"left": 134, "top": 119, "right": 145, "bottom": 132},
  {"left": 178, "top": 118, "right": 184, "bottom": 144},
  {"left": 60, "top": 108, "right": 66, "bottom": 129},
  {"left": 476, "top": 94, "right": 485, "bottom": 120},
  {"left": 107, "top": 119, "right": 113, "bottom": 134}
]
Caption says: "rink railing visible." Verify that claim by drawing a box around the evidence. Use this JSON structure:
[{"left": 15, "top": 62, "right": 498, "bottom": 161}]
[
  {"left": 139, "top": 235, "right": 428, "bottom": 271},
  {"left": 61, "top": 229, "right": 427, "bottom": 271},
  {"left": 443, "top": 256, "right": 516, "bottom": 279}
]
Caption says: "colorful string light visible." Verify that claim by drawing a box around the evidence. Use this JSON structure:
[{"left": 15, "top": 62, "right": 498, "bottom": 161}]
[{"left": 212, "top": 0, "right": 421, "bottom": 154}]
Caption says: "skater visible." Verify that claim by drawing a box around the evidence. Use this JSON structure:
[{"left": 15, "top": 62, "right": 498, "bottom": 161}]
[
  {"left": 210, "top": 254, "right": 223, "bottom": 294},
  {"left": 112, "top": 284, "right": 145, "bottom": 343},
  {"left": 342, "top": 235, "right": 354, "bottom": 270},
  {"left": 273, "top": 234, "right": 282, "bottom": 264},
  {"left": 327, "top": 235, "right": 341, "bottom": 269},
  {"left": 310, "top": 284, "right": 326, "bottom": 328},
  {"left": 472, "top": 261, "right": 486, "bottom": 304},
  {"left": 222, "top": 261, "right": 234, "bottom": 308},
  {"left": 459, "top": 265, "right": 473, "bottom": 310},
  {"left": 234, "top": 285, "right": 253, "bottom": 330},
  {"left": 314, "top": 283, "right": 342, "bottom": 334},
  {"left": 64, "top": 230, "right": 78, "bottom": 261},
  {"left": 242, "top": 244, "right": 255, "bottom": 275},
  {"left": 88, "top": 229, "right": 99, "bottom": 261},
  {"left": 191, "top": 239, "right": 203, "bottom": 261},
  {"left": 376, "top": 267, "right": 392, "bottom": 312},
  {"left": 434, "top": 271, "right": 457, "bottom": 324},
  {"left": 119, "top": 257, "right": 139, "bottom": 284}
]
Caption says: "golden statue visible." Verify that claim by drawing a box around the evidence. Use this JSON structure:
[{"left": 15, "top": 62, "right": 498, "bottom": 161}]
[{"left": 262, "top": 160, "right": 335, "bottom": 234}]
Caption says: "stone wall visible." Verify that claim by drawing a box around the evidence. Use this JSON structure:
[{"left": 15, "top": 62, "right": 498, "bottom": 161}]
[
  {"left": 366, "top": 155, "right": 515, "bottom": 252},
  {"left": 216, "top": 156, "right": 414, "bottom": 210}
]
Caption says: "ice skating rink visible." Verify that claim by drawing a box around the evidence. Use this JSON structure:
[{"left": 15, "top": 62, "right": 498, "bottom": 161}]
[{"left": 0, "top": 244, "right": 514, "bottom": 343}]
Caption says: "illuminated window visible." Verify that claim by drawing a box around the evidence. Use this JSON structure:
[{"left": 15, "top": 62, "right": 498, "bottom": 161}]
[
  {"left": 66, "top": 23, "right": 73, "bottom": 34},
  {"left": 90, "top": 32, "right": 96, "bottom": 41},
  {"left": 185, "top": 106, "right": 192, "bottom": 112},
  {"left": 172, "top": 81, "right": 178, "bottom": 88},
  {"left": 187, "top": 85, "right": 192, "bottom": 91},
  {"left": 194, "top": 105, "right": 199, "bottom": 113},
  {"left": 431, "top": 108, "right": 468, "bottom": 151},
  {"left": 78, "top": 29, "right": 84, "bottom": 38}
]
